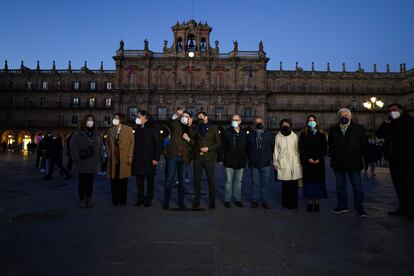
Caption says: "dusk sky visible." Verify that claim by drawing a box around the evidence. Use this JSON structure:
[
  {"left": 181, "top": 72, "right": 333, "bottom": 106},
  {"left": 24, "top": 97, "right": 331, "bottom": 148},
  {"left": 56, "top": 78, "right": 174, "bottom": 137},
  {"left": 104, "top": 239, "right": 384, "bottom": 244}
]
[{"left": 1, "top": 0, "right": 413, "bottom": 72}]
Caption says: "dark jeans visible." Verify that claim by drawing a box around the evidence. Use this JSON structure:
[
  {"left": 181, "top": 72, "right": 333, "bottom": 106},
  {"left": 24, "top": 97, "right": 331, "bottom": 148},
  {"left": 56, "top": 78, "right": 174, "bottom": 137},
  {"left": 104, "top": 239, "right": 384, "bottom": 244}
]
[
  {"left": 334, "top": 170, "right": 364, "bottom": 211},
  {"left": 79, "top": 173, "right": 95, "bottom": 201},
  {"left": 281, "top": 180, "right": 298, "bottom": 209},
  {"left": 45, "top": 159, "right": 70, "bottom": 178},
  {"left": 165, "top": 155, "right": 188, "bottom": 206},
  {"left": 111, "top": 163, "right": 128, "bottom": 205},
  {"left": 193, "top": 157, "right": 216, "bottom": 206},
  {"left": 136, "top": 175, "right": 155, "bottom": 203},
  {"left": 389, "top": 160, "right": 413, "bottom": 212}
]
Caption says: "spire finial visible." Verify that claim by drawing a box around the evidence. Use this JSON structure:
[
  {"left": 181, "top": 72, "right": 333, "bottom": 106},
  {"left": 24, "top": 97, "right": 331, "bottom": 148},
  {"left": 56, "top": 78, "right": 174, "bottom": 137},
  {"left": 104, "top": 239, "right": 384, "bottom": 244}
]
[
  {"left": 68, "top": 60, "right": 72, "bottom": 72},
  {"left": 279, "top": 61, "right": 283, "bottom": 71},
  {"left": 358, "top": 62, "right": 362, "bottom": 71},
  {"left": 386, "top": 64, "right": 390, "bottom": 73},
  {"left": 100, "top": 61, "right": 103, "bottom": 71},
  {"left": 84, "top": 60, "right": 87, "bottom": 69},
  {"left": 403, "top": 63, "right": 406, "bottom": 72},
  {"left": 400, "top": 64, "right": 403, "bottom": 72},
  {"left": 373, "top": 64, "right": 377, "bottom": 73},
  {"left": 311, "top": 62, "right": 315, "bottom": 71},
  {"left": 4, "top": 60, "right": 8, "bottom": 70},
  {"left": 52, "top": 60, "right": 56, "bottom": 71},
  {"left": 327, "top": 62, "right": 330, "bottom": 72},
  {"left": 21, "top": 60, "right": 24, "bottom": 69},
  {"left": 295, "top": 62, "right": 299, "bottom": 70},
  {"left": 36, "top": 60, "right": 40, "bottom": 70},
  {"left": 342, "top": 62, "right": 346, "bottom": 72}
]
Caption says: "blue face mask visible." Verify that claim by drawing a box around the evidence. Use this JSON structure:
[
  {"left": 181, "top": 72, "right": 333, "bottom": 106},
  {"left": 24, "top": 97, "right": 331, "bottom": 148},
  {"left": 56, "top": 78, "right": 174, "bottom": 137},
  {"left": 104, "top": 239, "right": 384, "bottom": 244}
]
[
  {"left": 307, "top": 121, "right": 317, "bottom": 129},
  {"left": 340, "top": 117, "right": 350, "bottom": 125},
  {"left": 231, "top": 121, "right": 240, "bottom": 128}
]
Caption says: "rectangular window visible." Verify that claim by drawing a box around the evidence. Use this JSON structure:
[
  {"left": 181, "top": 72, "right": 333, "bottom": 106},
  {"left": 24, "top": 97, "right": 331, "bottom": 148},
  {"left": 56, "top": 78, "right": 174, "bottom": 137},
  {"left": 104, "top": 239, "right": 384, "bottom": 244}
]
[
  {"left": 105, "top": 98, "right": 112, "bottom": 107},
  {"left": 72, "top": 97, "right": 80, "bottom": 107},
  {"left": 104, "top": 115, "right": 111, "bottom": 125},
  {"left": 243, "top": 108, "right": 253, "bottom": 118},
  {"left": 90, "top": 82, "right": 96, "bottom": 90},
  {"left": 106, "top": 82, "right": 112, "bottom": 90},
  {"left": 74, "top": 81, "right": 80, "bottom": 90},
  {"left": 89, "top": 98, "right": 96, "bottom": 108},
  {"left": 129, "top": 107, "right": 138, "bottom": 119},
  {"left": 215, "top": 107, "right": 225, "bottom": 119},
  {"left": 40, "top": 97, "right": 46, "bottom": 107},
  {"left": 26, "top": 81, "right": 32, "bottom": 90},
  {"left": 129, "top": 74, "right": 137, "bottom": 90},
  {"left": 352, "top": 100, "right": 357, "bottom": 109},
  {"left": 71, "top": 115, "right": 78, "bottom": 125},
  {"left": 157, "top": 107, "right": 168, "bottom": 119},
  {"left": 42, "top": 81, "right": 48, "bottom": 90}
]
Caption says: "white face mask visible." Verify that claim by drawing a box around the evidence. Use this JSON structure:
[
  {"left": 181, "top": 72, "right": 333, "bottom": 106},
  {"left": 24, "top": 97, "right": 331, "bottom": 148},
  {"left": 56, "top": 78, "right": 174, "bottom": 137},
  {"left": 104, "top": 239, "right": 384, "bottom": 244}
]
[
  {"left": 86, "top": 120, "right": 94, "bottom": 128},
  {"left": 135, "top": 117, "right": 142, "bottom": 125},
  {"left": 180, "top": 117, "right": 188, "bottom": 125},
  {"left": 390, "top": 111, "right": 401, "bottom": 119},
  {"left": 172, "top": 114, "right": 178, "bottom": 120},
  {"left": 112, "top": 118, "right": 120, "bottom": 126}
]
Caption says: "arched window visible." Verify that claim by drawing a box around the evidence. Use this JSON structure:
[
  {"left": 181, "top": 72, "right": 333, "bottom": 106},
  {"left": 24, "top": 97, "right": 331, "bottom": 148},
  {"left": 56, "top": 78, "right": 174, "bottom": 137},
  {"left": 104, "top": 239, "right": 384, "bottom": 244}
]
[
  {"left": 200, "top": 38, "right": 207, "bottom": 52},
  {"left": 187, "top": 34, "right": 196, "bottom": 51},
  {"left": 176, "top": 38, "right": 183, "bottom": 52}
]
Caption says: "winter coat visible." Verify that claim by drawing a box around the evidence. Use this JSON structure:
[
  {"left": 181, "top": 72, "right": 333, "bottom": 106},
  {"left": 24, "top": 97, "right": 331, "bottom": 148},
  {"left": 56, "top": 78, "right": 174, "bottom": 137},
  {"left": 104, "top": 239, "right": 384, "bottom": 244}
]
[
  {"left": 299, "top": 130, "right": 327, "bottom": 182},
  {"left": 328, "top": 122, "right": 368, "bottom": 172},
  {"left": 132, "top": 121, "right": 162, "bottom": 176},
  {"left": 246, "top": 130, "right": 275, "bottom": 169},
  {"left": 273, "top": 131, "right": 302, "bottom": 181},
  {"left": 70, "top": 130, "right": 104, "bottom": 174},
  {"left": 106, "top": 125, "right": 135, "bottom": 179}
]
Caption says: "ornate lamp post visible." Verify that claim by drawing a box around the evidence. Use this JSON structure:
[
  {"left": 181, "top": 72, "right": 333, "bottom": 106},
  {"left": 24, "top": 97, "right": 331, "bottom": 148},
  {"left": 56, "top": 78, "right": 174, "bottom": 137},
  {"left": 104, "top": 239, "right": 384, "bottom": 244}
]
[{"left": 363, "top": 97, "right": 384, "bottom": 131}]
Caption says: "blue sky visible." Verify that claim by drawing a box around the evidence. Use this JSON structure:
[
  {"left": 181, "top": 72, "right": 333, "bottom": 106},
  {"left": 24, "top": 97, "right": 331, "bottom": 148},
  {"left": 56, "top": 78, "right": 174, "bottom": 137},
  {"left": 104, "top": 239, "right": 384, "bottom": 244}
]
[{"left": 1, "top": 0, "right": 413, "bottom": 71}]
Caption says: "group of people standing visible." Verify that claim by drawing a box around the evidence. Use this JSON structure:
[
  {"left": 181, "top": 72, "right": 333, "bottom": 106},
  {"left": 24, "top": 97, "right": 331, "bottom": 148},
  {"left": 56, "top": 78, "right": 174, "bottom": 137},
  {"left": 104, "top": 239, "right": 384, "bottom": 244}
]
[{"left": 66, "top": 103, "right": 414, "bottom": 221}]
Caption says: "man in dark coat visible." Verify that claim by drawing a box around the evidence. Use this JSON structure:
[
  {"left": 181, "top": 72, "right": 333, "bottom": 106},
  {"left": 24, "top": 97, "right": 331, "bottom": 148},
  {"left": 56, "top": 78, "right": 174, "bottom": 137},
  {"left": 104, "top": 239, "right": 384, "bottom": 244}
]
[
  {"left": 328, "top": 108, "right": 368, "bottom": 217},
  {"left": 246, "top": 117, "right": 275, "bottom": 209},
  {"left": 191, "top": 111, "right": 221, "bottom": 209},
  {"left": 132, "top": 110, "right": 161, "bottom": 207},
  {"left": 219, "top": 114, "right": 247, "bottom": 208},
  {"left": 376, "top": 103, "right": 414, "bottom": 220},
  {"left": 164, "top": 108, "right": 195, "bottom": 209}
]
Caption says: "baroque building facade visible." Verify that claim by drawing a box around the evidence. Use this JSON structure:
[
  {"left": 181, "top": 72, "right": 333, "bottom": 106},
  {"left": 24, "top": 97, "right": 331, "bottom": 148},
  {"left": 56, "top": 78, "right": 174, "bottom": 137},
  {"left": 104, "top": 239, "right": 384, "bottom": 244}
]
[{"left": 1, "top": 20, "right": 413, "bottom": 148}]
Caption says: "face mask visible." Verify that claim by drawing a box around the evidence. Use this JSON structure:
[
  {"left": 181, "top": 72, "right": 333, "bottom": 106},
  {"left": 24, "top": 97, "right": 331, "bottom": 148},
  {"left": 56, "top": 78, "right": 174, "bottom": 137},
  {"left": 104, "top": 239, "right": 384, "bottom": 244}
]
[
  {"left": 135, "top": 117, "right": 142, "bottom": 125},
  {"left": 256, "top": 123, "right": 264, "bottom": 130},
  {"left": 180, "top": 117, "right": 188, "bottom": 125},
  {"left": 86, "top": 120, "right": 94, "bottom": 128},
  {"left": 198, "top": 118, "right": 204, "bottom": 124},
  {"left": 339, "top": 117, "right": 350, "bottom": 125},
  {"left": 390, "top": 111, "right": 401, "bottom": 119},
  {"left": 307, "top": 121, "right": 317, "bottom": 129},
  {"left": 172, "top": 114, "right": 178, "bottom": 120},
  {"left": 112, "top": 118, "right": 120, "bottom": 126},
  {"left": 231, "top": 121, "right": 240, "bottom": 128},
  {"left": 281, "top": 126, "right": 291, "bottom": 136}
]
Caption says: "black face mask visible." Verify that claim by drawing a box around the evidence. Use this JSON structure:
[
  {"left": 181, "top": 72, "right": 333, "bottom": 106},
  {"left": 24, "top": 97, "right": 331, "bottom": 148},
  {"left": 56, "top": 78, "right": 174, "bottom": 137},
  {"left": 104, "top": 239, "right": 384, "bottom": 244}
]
[
  {"left": 281, "top": 126, "right": 291, "bottom": 136},
  {"left": 339, "top": 117, "right": 350, "bottom": 125},
  {"left": 198, "top": 118, "right": 205, "bottom": 124},
  {"left": 256, "top": 123, "right": 264, "bottom": 130}
]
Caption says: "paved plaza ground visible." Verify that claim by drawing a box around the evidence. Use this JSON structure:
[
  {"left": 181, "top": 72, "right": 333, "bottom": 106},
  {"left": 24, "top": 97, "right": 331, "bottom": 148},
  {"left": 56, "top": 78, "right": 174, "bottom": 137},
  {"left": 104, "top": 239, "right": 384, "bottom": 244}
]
[{"left": 0, "top": 152, "right": 413, "bottom": 276}]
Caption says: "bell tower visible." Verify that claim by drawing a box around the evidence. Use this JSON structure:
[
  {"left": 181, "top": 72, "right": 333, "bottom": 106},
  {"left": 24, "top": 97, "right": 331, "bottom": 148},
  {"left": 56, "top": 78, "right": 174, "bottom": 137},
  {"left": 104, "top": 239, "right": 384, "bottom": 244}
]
[{"left": 169, "top": 20, "right": 213, "bottom": 57}]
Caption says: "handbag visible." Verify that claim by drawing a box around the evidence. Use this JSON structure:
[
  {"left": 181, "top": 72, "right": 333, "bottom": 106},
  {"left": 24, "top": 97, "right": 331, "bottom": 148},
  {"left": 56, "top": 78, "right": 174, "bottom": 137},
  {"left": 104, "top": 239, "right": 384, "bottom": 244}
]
[{"left": 79, "top": 145, "right": 94, "bottom": 160}]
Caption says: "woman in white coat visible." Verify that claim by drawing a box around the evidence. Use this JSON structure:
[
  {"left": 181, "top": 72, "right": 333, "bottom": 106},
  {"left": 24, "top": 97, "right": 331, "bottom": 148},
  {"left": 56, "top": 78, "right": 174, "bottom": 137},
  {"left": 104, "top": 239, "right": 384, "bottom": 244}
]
[{"left": 273, "top": 119, "right": 303, "bottom": 209}]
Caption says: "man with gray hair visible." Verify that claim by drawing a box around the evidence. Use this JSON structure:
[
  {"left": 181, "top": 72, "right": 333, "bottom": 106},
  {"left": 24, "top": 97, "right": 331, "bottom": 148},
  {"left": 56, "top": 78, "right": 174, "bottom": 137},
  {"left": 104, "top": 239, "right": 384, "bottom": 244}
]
[{"left": 328, "top": 108, "right": 368, "bottom": 217}]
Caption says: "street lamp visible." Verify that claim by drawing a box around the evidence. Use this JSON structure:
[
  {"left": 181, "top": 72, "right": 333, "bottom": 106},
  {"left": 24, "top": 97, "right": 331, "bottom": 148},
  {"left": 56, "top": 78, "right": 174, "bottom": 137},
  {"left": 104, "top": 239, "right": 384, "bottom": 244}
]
[
  {"left": 188, "top": 51, "right": 195, "bottom": 58},
  {"left": 363, "top": 97, "right": 384, "bottom": 131}
]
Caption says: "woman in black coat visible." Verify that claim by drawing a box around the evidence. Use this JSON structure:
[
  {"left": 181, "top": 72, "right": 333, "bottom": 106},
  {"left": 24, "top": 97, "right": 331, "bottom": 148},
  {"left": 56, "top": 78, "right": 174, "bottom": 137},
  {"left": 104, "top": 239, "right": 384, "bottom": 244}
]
[
  {"left": 299, "top": 115, "right": 328, "bottom": 212},
  {"left": 132, "top": 110, "right": 161, "bottom": 207}
]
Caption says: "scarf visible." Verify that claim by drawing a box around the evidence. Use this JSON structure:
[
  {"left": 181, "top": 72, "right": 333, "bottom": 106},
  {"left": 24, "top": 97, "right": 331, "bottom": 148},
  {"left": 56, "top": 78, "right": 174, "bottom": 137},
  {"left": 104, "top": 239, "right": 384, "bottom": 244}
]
[{"left": 255, "top": 129, "right": 265, "bottom": 150}]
